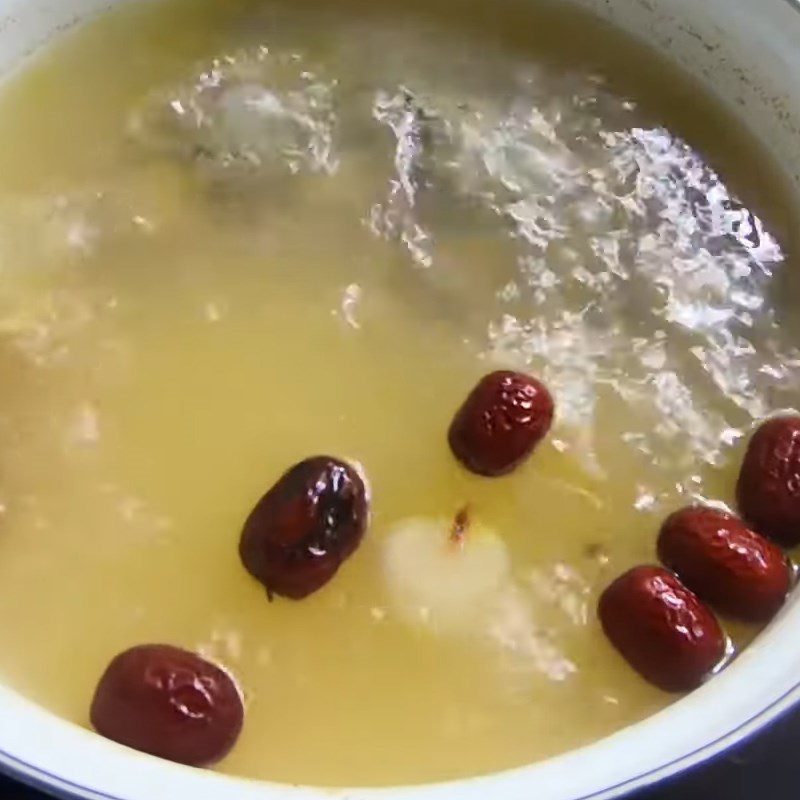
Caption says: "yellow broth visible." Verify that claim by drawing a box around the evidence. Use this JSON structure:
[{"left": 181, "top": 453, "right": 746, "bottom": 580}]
[{"left": 0, "top": 0, "right": 795, "bottom": 786}]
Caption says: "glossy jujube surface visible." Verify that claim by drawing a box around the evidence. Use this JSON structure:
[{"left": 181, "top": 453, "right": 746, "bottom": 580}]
[
  {"left": 448, "top": 370, "right": 554, "bottom": 477},
  {"left": 239, "top": 456, "right": 369, "bottom": 599},
  {"left": 737, "top": 416, "right": 800, "bottom": 546},
  {"left": 90, "top": 644, "right": 244, "bottom": 767},
  {"left": 598, "top": 566, "right": 726, "bottom": 692},
  {"left": 657, "top": 506, "right": 790, "bottom": 622}
]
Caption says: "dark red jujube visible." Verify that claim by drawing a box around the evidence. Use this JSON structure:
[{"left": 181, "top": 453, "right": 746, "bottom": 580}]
[
  {"left": 239, "top": 456, "right": 369, "bottom": 599},
  {"left": 737, "top": 415, "right": 800, "bottom": 546},
  {"left": 90, "top": 644, "right": 244, "bottom": 767},
  {"left": 598, "top": 565, "right": 726, "bottom": 693},
  {"left": 657, "top": 505, "right": 790, "bottom": 622},
  {"left": 448, "top": 370, "right": 554, "bottom": 477}
]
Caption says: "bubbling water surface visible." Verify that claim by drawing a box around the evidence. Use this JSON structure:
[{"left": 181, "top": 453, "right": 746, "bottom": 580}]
[{"left": 0, "top": 0, "right": 795, "bottom": 786}]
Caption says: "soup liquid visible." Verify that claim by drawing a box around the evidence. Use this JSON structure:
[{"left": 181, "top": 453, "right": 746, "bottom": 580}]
[{"left": 0, "top": 0, "right": 796, "bottom": 786}]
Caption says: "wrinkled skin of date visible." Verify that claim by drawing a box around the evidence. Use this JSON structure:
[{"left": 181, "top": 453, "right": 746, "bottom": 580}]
[
  {"left": 598, "top": 566, "right": 726, "bottom": 692},
  {"left": 737, "top": 416, "right": 800, "bottom": 546},
  {"left": 658, "top": 506, "right": 790, "bottom": 622},
  {"left": 90, "top": 644, "right": 243, "bottom": 767},
  {"left": 448, "top": 370, "right": 554, "bottom": 477},
  {"left": 239, "top": 456, "right": 369, "bottom": 599}
]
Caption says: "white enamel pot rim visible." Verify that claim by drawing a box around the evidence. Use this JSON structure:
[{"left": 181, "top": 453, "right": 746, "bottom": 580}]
[{"left": 1, "top": 1, "right": 800, "bottom": 799}]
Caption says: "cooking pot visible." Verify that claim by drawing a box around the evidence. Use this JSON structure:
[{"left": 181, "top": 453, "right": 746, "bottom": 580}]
[{"left": 0, "top": 1, "right": 799, "bottom": 798}]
